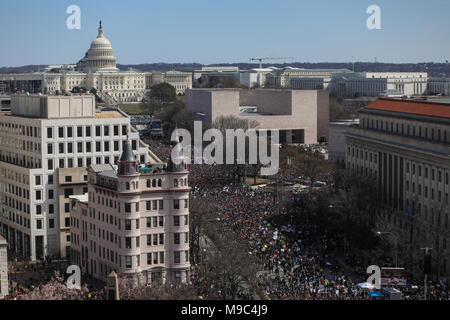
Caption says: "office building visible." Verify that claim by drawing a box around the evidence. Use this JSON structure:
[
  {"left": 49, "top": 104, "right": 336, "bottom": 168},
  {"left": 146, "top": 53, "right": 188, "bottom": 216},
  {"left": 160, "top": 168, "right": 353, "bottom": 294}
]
[
  {"left": 186, "top": 88, "right": 329, "bottom": 144},
  {"left": 345, "top": 98, "right": 450, "bottom": 275},
  {"left": 70, "top": 140, "right": 190, "bottom": 284},
  {"left": 0, "top": 93, "right": 160, "bottom": 260}
]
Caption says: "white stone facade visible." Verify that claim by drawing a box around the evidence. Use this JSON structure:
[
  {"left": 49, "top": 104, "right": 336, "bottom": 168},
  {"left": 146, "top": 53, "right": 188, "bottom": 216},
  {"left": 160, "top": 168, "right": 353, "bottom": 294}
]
[{"left": 0, "top": 23, "right": 192, "bottom": 101}]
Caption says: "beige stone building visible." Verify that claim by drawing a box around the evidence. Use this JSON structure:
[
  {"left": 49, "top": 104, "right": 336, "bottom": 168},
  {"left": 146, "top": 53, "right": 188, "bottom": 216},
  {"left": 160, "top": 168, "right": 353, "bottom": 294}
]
[
  {"left": 70, "top": 140, "right": 190, "bottom": 284},
  {"left": 186, "top": 88, "right": 329, "bottom": 144},
  {"left": 345, "top": 98, "right": 450, "bottom": 276}
]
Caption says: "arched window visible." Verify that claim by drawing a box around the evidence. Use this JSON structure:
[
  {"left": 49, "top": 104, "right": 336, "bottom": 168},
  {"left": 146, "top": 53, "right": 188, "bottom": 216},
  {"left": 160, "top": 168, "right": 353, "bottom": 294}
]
[
  {"left": 174, "top": 179, "right": 178, "bottom": 187},
  {"left": 146, "top": 179, "right": 150, "bottom": 188},
  {"left": 158, "top": 179, "right": 162, "bottom": 187},
  {"left": 126, "top": 182, "right": 130, "bottom": 190},
  {"left": 152, "top": 179, "right": 156, "bottom": 188}
]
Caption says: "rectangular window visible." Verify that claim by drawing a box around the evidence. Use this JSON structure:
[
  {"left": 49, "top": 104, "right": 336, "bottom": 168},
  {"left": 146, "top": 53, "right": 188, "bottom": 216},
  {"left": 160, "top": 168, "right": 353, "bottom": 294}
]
[
  {"left": 125, "top": 256, "right": 132, "bottom": 268},
  {"left": 125, "top": 237, "right": 132, "bottom": 249},
  {"left": 174, "top": 199, "right": 179, "bottom": 210},
  {"left": 147, "top": 253, "right": 152, "bottom": 265},
  {"left": 67, "top": 127, "right": 73, "bottom": 138},
  {"left": 125, "top": 219, "right": 131, "bottom": 230},
  {"left": 47, "top": 127, "right": 53, "bottom": 138},
  {"left": 77, "top": 126, "right": 83, "bottom": 137},
  {"left": 174, "top": 216, "right": 180, "bottom": 227},
  {"left": 174, "top": 251, "right": 180, "bottom": 264}
]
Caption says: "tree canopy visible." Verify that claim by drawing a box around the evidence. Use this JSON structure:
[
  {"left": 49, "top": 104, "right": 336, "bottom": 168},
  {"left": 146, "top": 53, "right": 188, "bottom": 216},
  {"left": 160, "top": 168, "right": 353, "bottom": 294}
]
[{"left": 146, "top": 82, "right": 177, "bottom": 105}]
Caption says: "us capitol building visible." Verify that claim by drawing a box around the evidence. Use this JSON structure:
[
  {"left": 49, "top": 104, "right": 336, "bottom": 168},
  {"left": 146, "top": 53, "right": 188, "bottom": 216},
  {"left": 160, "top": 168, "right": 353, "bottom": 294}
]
[{"left": 0, "top": 22, "right": 192, "bottom": 103}]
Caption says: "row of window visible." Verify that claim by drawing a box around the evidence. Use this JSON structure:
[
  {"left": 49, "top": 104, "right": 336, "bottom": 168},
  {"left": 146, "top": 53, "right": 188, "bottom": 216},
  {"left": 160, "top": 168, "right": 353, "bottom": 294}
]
[
  {"left": 46, "top": 124, "right": 128, "bottom": 139},
  {"left": 361, "top": 117, "right": 449, "bottom": 143},
  {"left": 47, "top": 140, "right": 137, "bottom": 155}
]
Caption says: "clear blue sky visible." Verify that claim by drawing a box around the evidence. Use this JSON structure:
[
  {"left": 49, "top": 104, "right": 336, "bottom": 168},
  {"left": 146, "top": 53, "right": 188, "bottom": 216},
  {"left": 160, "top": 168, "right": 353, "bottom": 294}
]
[{"left": 0, "top": 0, "right": 449, "bottom": 67}]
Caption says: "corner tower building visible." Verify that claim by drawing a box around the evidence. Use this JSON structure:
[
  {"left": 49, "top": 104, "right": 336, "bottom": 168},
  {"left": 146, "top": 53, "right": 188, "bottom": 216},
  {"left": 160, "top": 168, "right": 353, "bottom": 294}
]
[{"left": 69, "top": 139, "right": 191, "bottom": 284}]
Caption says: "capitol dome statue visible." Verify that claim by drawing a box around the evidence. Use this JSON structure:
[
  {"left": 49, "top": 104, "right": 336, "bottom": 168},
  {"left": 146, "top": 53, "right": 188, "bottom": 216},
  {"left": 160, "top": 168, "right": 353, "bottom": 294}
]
[{"left": 76, "top": 21, "right": 119, "bottom": 73}]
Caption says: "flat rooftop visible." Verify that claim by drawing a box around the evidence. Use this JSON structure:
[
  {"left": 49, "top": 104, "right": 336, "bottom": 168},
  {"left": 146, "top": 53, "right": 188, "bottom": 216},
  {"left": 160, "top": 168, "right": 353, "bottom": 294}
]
[{"left": 0, "top": 109, "right": 125, "bottom": 120}]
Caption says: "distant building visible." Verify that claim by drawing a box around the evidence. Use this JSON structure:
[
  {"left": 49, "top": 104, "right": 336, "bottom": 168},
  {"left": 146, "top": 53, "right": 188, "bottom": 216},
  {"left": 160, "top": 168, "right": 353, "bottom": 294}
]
[
  {"left": 332, "top": 72, "right": 427, "bottom": 98},
  {"left": 0, "top": 235, "right": 7, "bottom": 299},
  {"left": 0, "top": 95, "right": 11, "bottom": 112},
  {"left": 265, "top": 67, "right": 351, "bottom": 88},
  {"left": 328, "top": 119, "right": 359, "bottom": 163},
  {"left": 427, "top": 78, "right": 450, "bottom": 96},
  {"left": 186, "top": 88, "right": 329, "bottom": 144},
  {"left": 346, "top": 98, "right": 450, "bottom": 276},
  {"left": 239, "top": 68, "right": 273, "bottom": 88},
  {"left": 0, "top": 22, "right": 193, "bottom": 104},
  {"left": 146, "top": 71, "right": 192, "bottom": 95},
  {"left": 70, "top": 140, "right": 190, "bottom": 284}
]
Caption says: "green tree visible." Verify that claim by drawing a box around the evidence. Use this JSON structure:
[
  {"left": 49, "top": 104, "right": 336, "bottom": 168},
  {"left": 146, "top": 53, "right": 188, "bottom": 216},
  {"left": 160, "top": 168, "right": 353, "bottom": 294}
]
[{"left": 146, "top": 83, "right": 176, "bottom": 105}]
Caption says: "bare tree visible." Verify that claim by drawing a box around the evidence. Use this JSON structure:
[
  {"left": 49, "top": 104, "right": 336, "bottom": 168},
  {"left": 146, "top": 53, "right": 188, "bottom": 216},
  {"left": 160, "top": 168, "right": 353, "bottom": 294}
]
[{"left": 211, "top": 115, "right": 260, "bottom": 182}]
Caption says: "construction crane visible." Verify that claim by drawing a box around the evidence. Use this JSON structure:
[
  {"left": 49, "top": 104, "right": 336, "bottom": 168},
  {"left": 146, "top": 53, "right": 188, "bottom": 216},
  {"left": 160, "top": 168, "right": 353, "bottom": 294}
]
[{"left": 249, "top": 57, "right": 295, "bottom": 69}]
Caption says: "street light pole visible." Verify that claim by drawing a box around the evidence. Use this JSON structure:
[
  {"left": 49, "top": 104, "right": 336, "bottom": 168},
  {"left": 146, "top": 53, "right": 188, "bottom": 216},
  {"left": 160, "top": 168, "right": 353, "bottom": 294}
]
[{"left": 421, "top": 247, "right": 432, "bottom": 300}]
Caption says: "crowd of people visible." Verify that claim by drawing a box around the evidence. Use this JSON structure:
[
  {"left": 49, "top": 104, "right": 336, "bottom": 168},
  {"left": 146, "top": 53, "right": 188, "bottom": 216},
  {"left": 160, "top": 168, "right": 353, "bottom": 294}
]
[
  {"left": 4, "top": 138, "right": 448, "bottom": 300},
  {"left": 189, "top": 169, "right": 370, "bottom": 300},
  {"left": 144, "top": 138, "right": 450, "bottom": 300}
]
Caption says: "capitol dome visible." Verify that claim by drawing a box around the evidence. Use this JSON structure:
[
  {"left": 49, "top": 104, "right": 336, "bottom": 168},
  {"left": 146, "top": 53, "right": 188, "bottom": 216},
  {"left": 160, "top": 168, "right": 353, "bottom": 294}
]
[{"left": 76, "top": 21, "right": 119, "bottom": 73}]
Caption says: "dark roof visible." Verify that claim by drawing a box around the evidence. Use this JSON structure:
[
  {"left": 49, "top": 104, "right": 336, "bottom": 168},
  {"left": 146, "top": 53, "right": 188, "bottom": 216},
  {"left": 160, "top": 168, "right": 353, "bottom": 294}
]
[{"left": 120, "top": 140, "right": 136, "bottom": 161}]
